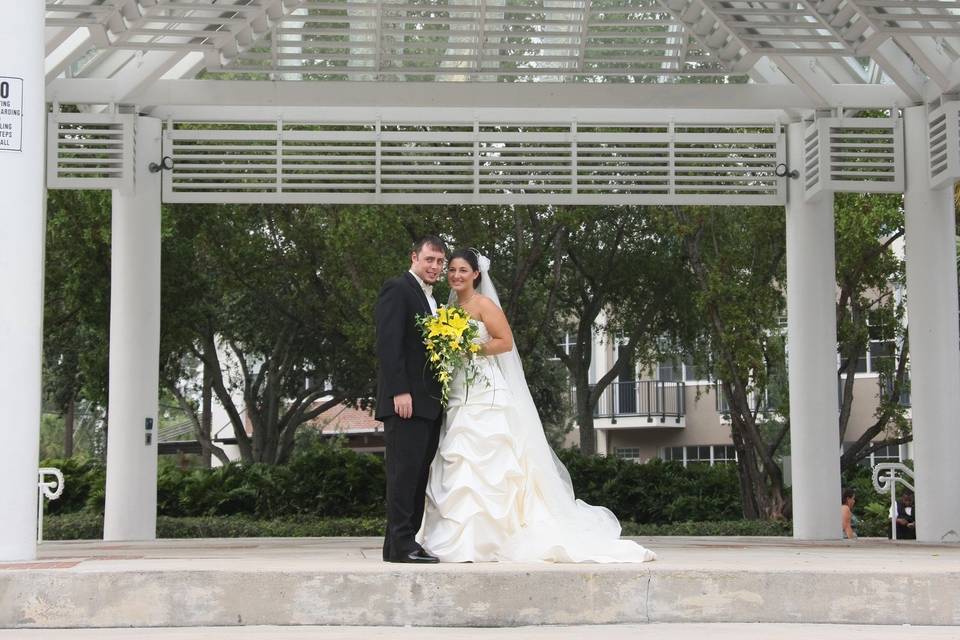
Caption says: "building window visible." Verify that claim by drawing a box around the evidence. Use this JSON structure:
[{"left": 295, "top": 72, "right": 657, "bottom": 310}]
[
  {"left": 658, "top": 356, "right": 708, "bottom": 383},
  {"left": 855, "top": 443, "right": 904, "bottom": 469},
  {"left": 848, "top": 310, "right": 898, "bottom": 375},
  {"left": 657, "top": 359, "right": 681, "bottom": 383},
  {"left": 712, "top": 445, "right": 738, "bottom": 463},
  {"left": 660, "top": 445, "right": 737, "bottom": 467},
  {"left": 662, "top": 446, "right": 685, "bottom": 463},
  {"left": 615, "top": 447, "right": 641, "bottom": 463},
  {"left": 555, "top": 332, "right": 576, "bottom": 358}
]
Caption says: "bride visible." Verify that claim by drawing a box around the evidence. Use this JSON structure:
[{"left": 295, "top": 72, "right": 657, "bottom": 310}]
[{"left": 416, "top": 248, "right": 656, "bottom": 563}]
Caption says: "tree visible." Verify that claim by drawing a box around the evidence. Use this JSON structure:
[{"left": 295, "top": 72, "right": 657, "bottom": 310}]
[
  {"left": 505, "top": 209, "right": 692, "bottom": 454},
  {"left": 42, "top": 189, "right": 112, "bottom": 459},
  {"left": 161, "top": 205, "right": 435, "bottom": 464},
  {"left": 834, "top": 192, "right": 910, "bottom": 469},
  {"left": 672, "top": 205, "right": 789, "bottom": 520}
]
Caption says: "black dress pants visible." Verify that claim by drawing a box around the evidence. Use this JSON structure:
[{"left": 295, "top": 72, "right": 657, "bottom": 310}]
[{"left": 382, "top": 414, "right": 442, "bottom": 560}]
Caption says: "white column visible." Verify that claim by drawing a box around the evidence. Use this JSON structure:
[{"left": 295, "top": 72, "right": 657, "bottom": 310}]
[
  {"left": 902, "top": 106, "right": 960, "bottom": 543},
  {"left": 596, "top": 428, "right": 609, "bottom": 455},
  {"left": 0, "top": 1, "right": 45, "bottom": 561},
  {"left": 104, "top": 117, "right": 162, "bottom": 541},
  {"left": 785, "top": 122, "right": 842, "bottom": 539}
]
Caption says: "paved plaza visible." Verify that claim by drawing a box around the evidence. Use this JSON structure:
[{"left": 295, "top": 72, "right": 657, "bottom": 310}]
[
  {"left": 1, "top": 623, "right": 957, "bottom": 640},
  {"left": 1, "top": 536, "right": 957, "bottom": 629}
]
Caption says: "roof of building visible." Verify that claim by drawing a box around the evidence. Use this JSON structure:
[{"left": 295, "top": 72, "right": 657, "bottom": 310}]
[{"left": 310, "top": 403, "right": 383, "bottom": 435}]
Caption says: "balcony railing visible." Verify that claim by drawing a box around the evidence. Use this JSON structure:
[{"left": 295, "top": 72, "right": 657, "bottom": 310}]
[{"left": 589, "top": 381, "right": 685, "bottom": 423}]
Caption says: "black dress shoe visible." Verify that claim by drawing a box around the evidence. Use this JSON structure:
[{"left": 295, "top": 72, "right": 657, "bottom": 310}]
[{"left": 388, "top": 549, "right": 439, "bottom": 563}]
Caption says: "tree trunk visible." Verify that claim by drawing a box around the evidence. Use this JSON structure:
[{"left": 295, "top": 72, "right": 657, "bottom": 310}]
[
  {"left": 574, "top": 369, "right": 596, "bottom": 455},
  {"left": 723, "top": 382, "right": 788, "bottom": 520},
  {"left": 63, "top": 396, "right": 75, "bottom": 459},
  {"left": 728, "top": 424, "right": 759, "bottom": 519},
  {"left": 63, "top": 398, "right": 77, "bottom": 458},
  {"left": 201, "top": 361, "right": 213, "bottom": 468}
]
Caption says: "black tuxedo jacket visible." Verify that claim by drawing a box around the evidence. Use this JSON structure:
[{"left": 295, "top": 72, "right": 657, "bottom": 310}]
[{"left": 374, "top": 272, "right": 443, "bottom": 421}]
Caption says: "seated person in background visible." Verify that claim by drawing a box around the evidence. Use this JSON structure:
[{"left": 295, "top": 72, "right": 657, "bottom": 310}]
[
  {"left": 841, "top": 488, "right": 858, "bottom": 539},
  {"left": 891, "top": 490, "right": 916, "bottom": 540}
]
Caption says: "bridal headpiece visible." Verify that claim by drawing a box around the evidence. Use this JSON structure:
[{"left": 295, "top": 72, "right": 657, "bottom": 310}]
[{"left": 468, "top": 247, "right": 491, "bottom": 273}]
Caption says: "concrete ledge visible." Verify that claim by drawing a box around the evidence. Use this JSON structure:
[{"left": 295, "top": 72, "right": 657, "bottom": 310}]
[{"left": 1, "top": 537, "right": 957, "bottom": 628}]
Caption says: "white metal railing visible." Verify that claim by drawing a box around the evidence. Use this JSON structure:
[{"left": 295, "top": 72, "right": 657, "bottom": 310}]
[
  {"left": 37, "top": 467, "right": 65, "bottom": 543},
  {"left": 872, "top": 462, "right": 915, "bottom": 541}
]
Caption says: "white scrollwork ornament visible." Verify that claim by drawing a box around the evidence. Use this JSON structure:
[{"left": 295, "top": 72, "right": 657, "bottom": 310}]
[
  {"left": 38, "top": 467, "right": 65, "bottom": 500},
  {"left": 37, "top": 467, "right": 65, "bottom": 543}
]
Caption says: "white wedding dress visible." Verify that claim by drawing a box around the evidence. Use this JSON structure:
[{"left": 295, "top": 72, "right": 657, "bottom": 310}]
[{"left": 417, "top": 320, "right": 656, "bottom": 563}]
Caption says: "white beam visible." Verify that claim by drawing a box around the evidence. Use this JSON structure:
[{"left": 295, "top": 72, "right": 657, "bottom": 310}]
[
  {"left": 902, "top": 105, "right": 960, "bottom": 544},
  {"left": 870, "top": 40, "right": 927, "bottom": 102},
  {"left": 46, "top": 78, "right": 914, "bottom": 111},
  {"left": 770, "top": 57, "right": 837, "bottom": 109},
  {"left": 108, "top": 50, "right": 197, "bottom": 104},
  {"left": 103, "top": 117, "right": 162, "bottom": 542},
  {"left": 785, "top": 122, "right": 842, "bottom": 540},
  {"left": 45, "top": 32, "right": 93, "bottom": 85},
  {"left": 943, "top": 57, "right": 960, "bottom": 96},
  {"left": 147, "top": 105, "right": 792, "bottom": 124},
  {"left": 895, "top": 36, "right": 954, "bottom": 93},
  {"left": 0, "top": 0, "right": 45, "bottom": 562}
]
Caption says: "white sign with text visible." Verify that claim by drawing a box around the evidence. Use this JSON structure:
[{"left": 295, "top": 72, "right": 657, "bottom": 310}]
[{"left": 0, "top": 77, "right": 23, "bottom": 152}]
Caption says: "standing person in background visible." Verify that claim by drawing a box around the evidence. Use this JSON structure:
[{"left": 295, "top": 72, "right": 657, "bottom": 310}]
[{"left": 892, "top": 490, "right": 917, "bottom": 540}]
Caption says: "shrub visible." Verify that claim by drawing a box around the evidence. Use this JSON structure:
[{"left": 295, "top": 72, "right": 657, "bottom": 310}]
[
  {"left": 621, "top": 519, "right": 790, "bottom": 537},
  {"left": 46, "top": 443, "right": 741, "bottom": 525},
  {"left": 39, "top": 457, "right": 106, "bottom": 515},
  {"left": 557, "top": 451, "right": 742, "bottom": 524},
  {"left": 43, "top": 513, "right": 788, "bottom": 541}
]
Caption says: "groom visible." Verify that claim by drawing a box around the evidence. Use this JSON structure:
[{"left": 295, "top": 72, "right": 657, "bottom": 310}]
[{"left": 375, "top": 235, "right": 447, "bottom": 563}]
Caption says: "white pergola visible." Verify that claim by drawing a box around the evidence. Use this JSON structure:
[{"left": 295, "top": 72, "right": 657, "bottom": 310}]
[{"left": 2, "top": 0, "right": 960, "bottom": 561}]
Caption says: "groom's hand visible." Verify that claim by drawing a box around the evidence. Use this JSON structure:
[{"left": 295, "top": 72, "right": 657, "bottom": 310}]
[{"left": 393, "top": 393, "right": 413, "bottom": 419}]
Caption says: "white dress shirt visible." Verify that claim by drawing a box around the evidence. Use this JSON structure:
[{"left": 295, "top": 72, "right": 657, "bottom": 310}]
[{"left": 409, "top": 270, "right": 438, "bottom": 315}]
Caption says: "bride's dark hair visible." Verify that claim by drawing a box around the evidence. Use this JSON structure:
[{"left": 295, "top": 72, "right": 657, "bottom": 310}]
[{"left": 450, "top": 248, "right": 482, "bottom": 287}]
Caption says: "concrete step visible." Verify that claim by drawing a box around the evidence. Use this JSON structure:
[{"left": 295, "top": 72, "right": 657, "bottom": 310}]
[
  {"left": 1, "top": 537, "right": 958, "bottom": 629},
  {"left": 1, "top": 624, "right": 957, "bottom": 640}
]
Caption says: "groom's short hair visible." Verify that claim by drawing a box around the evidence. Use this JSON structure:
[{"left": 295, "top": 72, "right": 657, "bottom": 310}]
[{"left": 412, "top": 235, "right": 448, "bottom": 256}]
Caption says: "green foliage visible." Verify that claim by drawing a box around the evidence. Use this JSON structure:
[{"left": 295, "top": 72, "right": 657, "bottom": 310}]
[
  {"left": 45, "top": 444, "right": 744, "bottom": 524},
  {"left": 40, "top": 457, "right": 105, "bottom": 515},
  {"left": 43, "top": 513, "right": 788, "bottom": 541},
  {"left": 42, "top": 514, "right": 388, "bottom": 541},
  {"left": 557, "top": 451, "right": 743, "bottom": 524},
  {"left": 43, "top": 190, "right": 113, "bottom": 408},
  {"left": 45, "top": 439, "right": 386, "bottom": 519},
  {"left": 834, "top": 192, "right": 909, "bottom": 468},
  {"left": 621, "top": 519, "right": 790, "bottom": 537}
]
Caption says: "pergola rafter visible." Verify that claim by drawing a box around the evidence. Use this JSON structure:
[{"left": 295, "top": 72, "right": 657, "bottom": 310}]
[{"left": 41, "top": 0, "right": 960, "bottom": 111}]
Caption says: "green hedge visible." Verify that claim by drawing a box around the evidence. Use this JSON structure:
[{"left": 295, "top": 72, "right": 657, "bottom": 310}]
[
  {"left": 621, "top": 519, "right": 790, "bottom": 537},
  {"left": 556, "top": 451, "right": 743, "bottom": 524},
  {"left": 43, "top": 513, "right": 789, "bottom": 541},
  {"left": 42, "top": 442, "right": 743, "bottom": 524},
  {"left": 44, "top": 440, "right": 387, "bottom": 520}
]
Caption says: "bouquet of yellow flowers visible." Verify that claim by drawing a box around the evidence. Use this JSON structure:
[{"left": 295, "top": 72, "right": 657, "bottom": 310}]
[{"left": 417, "top": 305, "right": 483, "bottom": 405}]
